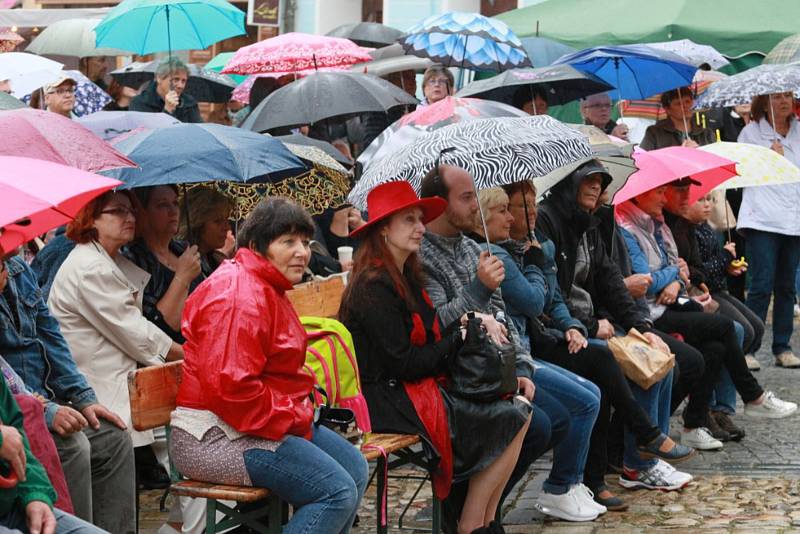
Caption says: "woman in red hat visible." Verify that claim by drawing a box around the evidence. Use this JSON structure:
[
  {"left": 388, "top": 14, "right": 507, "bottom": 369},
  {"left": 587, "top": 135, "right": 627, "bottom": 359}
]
[{"left": 339, "top": 181, "right": 532, "bottom": 534}]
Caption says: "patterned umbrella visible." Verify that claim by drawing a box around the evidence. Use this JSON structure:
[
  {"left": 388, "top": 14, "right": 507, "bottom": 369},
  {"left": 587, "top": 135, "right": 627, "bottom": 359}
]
[
  {"left": 222, "top": 32, "right": 373, "bottom": 76},
  {"left": 349, "top": 115, "right": 593, "bottom": 210},
  {"left": 764, "top": 34, "right": 800, "bottom": 64},
  {"left": 399, "top": 11, "right": 531, "bottom": 72},
  {"left": 284, "top": 143, "right": 348, "bottom": 175},
  {"left": 647, "top": 39, "right": 729, "bottom": 70},
  {"left": 271, "top": 134, "right": 353, "bottom": 166},
  {"left": 701, "top": 142, "right": 800, "bottom": 190},
  {"left": 358, "top": 96, "right": 528, "bottom": 172},
  {"left": 694, "top": 64, "right": 800, "bottom": 108}
]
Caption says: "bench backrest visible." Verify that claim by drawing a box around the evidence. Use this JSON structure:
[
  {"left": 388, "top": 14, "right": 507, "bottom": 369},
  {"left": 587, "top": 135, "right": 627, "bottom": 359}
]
[{"left": 128, "top": 276, "right": 348, "bottom": 431}]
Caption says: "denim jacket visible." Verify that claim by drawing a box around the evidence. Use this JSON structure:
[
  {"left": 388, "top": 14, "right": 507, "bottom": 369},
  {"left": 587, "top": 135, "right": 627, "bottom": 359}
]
[{"left": 0, "top": 257, "right": 97, "bottom": 427}]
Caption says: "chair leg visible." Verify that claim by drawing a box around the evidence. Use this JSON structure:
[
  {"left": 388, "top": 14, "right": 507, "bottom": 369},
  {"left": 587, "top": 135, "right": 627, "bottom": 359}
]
[
  {"left": 267, "top": 496, "right": 282, "bottom": 534},
  {"left": 376, "top": 456, "right": 388, "bottom": 534},
  {"left": 205, "top": 498, "right": 217, "bottom": 534},
  {"left": 432, "top": 498, "right": 442, "bottom": 533}
]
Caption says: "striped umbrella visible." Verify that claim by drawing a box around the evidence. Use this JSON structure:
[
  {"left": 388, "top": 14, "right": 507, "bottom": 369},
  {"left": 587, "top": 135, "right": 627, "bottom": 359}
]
[{"left": 764, "top": 34, "right": 800, "bottom": 64}]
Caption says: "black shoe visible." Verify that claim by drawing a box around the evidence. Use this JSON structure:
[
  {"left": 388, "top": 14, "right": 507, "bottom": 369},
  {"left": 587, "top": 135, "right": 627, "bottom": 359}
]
[
  {"left": 705, "top": 410, "right": 732, "bottom": 442},
  {"left": 591, "top": 484, "right": 629, "bottom": 512},
  {"left": 488, "top": 520, "right": 506, "bottom": 534},
  {"left": 711, "top": 410, "right": 745, "bottom": 441}
]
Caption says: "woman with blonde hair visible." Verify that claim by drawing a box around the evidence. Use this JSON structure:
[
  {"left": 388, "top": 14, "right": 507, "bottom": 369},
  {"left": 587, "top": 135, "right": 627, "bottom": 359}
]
[{"left": 179, "top": 186, "right": 235, "bottom": 275}]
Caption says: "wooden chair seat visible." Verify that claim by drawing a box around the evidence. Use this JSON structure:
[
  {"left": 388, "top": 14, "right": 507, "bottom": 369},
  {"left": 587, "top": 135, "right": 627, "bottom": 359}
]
[
  {"left": 361, "top": 433, "right": 421, "bottom": 461},
  {"left": 170, "top": 480, "right": 270, "bottom": 502}
]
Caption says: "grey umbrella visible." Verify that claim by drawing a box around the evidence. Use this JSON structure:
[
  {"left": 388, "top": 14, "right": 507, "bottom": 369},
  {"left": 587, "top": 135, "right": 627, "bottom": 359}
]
[
  {"left": 110, "top": 60, "right": 236, "bottom": 103},
  {"left": 326, "top": 22, "right": 403, "bottom": 49},
  {"left": 351, "top": 55, "right": 433, "bottom": 77},
  {"left": 0, "top": 91, "right": 25, "bottom": 111},
  {"left": 241, "top": 71, "right": 419, "bottom": 133},
  {"left": 456, "top": 65, "right": 612, "bottom": 107}
]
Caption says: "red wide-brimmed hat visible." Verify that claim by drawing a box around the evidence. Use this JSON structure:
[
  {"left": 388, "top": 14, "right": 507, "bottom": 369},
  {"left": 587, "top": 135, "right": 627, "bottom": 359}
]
[{"left": 350, "top": 181, "right": 447, "bottom": 238}]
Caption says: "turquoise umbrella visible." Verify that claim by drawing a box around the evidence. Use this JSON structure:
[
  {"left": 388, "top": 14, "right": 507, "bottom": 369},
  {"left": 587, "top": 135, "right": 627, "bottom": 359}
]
[
  {"left": 205, "top": 52, "right": 246, "bottom": 85},
  {"left": 94, "top": 0, "right": 245, "bottom": 56}
]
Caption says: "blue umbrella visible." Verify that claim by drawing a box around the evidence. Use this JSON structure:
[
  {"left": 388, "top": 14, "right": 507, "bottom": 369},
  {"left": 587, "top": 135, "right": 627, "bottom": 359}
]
[
  {"left": 399, "top": 11, "right": 531, "bottom": 72},
  {"left": 553, "top": 44, "right": 697, "bottom": 101},
  {"left": 106, "top": 123, "right": 307, "bottom": 188},
  {"left": 94, "top": 0, "right": 245, "bottom": 56},
  {"left": 520, "top": 37, "right": 576, "bottom": 67}
]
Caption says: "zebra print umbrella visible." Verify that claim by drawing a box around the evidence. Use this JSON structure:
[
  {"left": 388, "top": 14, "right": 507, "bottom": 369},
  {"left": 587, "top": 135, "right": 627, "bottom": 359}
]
[{"left": 349, "top": 115, "right": 593, "bottom": 210}]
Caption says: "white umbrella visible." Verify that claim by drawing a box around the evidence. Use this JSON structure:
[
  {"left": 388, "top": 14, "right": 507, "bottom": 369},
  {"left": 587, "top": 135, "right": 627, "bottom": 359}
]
[
  {"left": 647, "top": 39, "right": 729, "bottom": 70},
  {"left": 0, "top": 53, "right": 63, "bottom": 98},
  {"left": 26, "top": 18, "right": 127, "bottom": 58}
]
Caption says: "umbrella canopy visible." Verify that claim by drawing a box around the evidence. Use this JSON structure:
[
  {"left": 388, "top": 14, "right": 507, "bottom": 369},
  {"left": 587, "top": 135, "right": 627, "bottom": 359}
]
[
  {"left": 400, "top": 11, "right": 531, "bottom": 72},
  {"left": 0, "top": 92, "right": 25, "bottom": 111},
  {"left": 368, "top": 43, "right": 406, "bottom": 61},
  {"left": 349, "top": 115, "right": 593, "bottom": 209},
  {"left": 0, "top": 108, "right": 136, "bottom": 173},
  {"left": 611, "top": 147, "right": 737, "bottom": 205},
  {"left": 646, "top": 39, "right": 729, "bottom": 69},
  {"left": 204, "top": 51, "right": 246, "bottom": 84},
  {"left": 520, "top": 36, "right": 576, "bottom": 67},
  {"left": 110, "top": 60, "right": 236, "bottom": 103},
  {"left": 76, "top": 111, "right": 180, "bottom": 141},
  {"left": 620, "top": 70, "right": 724, "bottom": 120},
  {"left": 94, "top": 0, "right": 246, "bottom": 55},
  {"left": 764, "top": 34, "right": 800, "bottom": 64},
  {"left": 351, "top": 55, "right": 434, "bottom": 78},
  {"left": 26, "top": 18, "right": 127, "bottom": 57},
  {"left": 566, "top": 124, "right": 638, "bottom": 200},
  {"left": 230, "top": 66, "right": 345, "bottom": 105},
  {"left": 107, "top": 123, "right": 306, "bottom": 188},
  {"left": 694, "top": 64, "right": 800, "bottom": 108},
  {"left": 326, "top": 22, "right": 403, "bottom": 49},
  {"left": 0, "top": 156, "right": 122, "bottom": 252},
  {"left": 284, "top": 143, "right": 349, "bottom": 175},
  {"left": 455, "top": 64, "right": 613, "bottom": 106},
  {"left": 240, "top": 71, "right": 418, "bottom": 133},
  {"left": 271, "top": 134, "right": 353, "bottom": 166},
  {"left": 0, "top": 28, "right": 23, "bottom": 53},
  {"left": 0, "top": 53, "right": 63, "bottom": 98},
  {"left": 700, "top": 142, "right": 800, "bottom": 190},
  {"left": 553, "top": 44, "right": 697, "bottom": 100},
  {"left": 358, "top": 96, "right": 528, "bottom": 172},
  {"left": 222, "top": 32, "right": 373, "bottom": 76}
]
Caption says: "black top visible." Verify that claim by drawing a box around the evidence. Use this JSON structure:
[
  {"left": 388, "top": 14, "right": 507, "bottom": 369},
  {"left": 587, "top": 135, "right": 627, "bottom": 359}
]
[
  {"left": 663, "top": 210, "right": 708, "bottom": 288},
  {"left": 129, "top": 81, "right": 203, "bottom": 123},
  {"left": 694, "top": 222, "right": 733, "bottom": 293}
]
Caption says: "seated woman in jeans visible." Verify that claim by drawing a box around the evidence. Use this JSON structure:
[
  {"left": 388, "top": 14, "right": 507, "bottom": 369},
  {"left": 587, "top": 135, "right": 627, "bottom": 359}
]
[
  {"left": 339, "top": 182, "right": 531, "bottom": 534},
  {"left": 170, "top": 198, "right": 368, "bottom": 533},
  {"left": 473, "top": 185, "right": 692, "bottom": 512}
]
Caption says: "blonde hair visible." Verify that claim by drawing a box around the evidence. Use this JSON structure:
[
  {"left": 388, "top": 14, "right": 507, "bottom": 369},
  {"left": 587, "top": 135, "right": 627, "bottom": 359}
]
[
  {"left": 179, "top": 186, "right": 234, "bottom": 243},
  {"left": 477, "top": 187, "right": 509, "bottom": 231}
]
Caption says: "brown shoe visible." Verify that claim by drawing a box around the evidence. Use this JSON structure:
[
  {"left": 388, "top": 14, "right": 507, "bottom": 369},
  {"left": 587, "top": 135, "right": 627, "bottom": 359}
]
[
  {"left": 705, "top": 410, "right": 732, "bottom": 442},
  {"left": 711, "top": 411, "right": 745, "bottom": 441}
]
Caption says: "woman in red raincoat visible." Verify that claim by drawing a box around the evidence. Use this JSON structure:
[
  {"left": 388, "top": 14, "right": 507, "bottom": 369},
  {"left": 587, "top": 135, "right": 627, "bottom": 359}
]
[
  {"left": 169, "top": 198, "right": 368, "bottom": 533},
  {"left": 339, "top": 182, "right": 532, "bottom": 534}
]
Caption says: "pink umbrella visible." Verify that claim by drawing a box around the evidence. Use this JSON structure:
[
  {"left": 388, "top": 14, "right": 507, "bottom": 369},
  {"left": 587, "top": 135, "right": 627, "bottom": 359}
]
[
  {"left": 222, "top": 32, "right": 373, "bottom": 75},
  {"left": 611, "top": 146, "right": 737, "bottom": 205},
  {"left": 0, "top": 108, "right": 136, "bottom": 173},
  {"left": 230, "top": 66, "right": 346, "bottom": 104},
  {"left": 0, "top": 28, "right": 23, "bottom": 53},
  {"left": 0, "top": 156, "right": 122, "bottom": 251}
]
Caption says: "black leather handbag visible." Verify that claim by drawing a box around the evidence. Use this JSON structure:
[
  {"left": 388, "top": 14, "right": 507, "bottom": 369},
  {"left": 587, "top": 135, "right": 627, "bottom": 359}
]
[{"left": 447, "top": 313, "right": 517, "bottom": 402}]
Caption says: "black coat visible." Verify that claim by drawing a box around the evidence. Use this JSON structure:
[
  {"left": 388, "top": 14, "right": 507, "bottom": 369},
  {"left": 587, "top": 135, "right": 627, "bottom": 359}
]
[
  {"left": 537, "top": 170, "right": 650, "bottom": 337},
  {"left": 663, "top": 210, "right": 707, "bottom": 288},
  {"left": 129, "top": 81, "right": 203, "bottom": 123}
]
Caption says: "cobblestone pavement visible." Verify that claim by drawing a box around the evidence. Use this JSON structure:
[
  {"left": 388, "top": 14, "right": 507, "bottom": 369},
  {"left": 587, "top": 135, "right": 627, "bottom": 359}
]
[{"left": 140, "top": 320, "right": 800, "bottom": 532}]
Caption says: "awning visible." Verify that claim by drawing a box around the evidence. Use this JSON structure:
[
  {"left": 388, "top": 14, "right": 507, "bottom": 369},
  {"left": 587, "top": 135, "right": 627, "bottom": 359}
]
[{"left": 0, "top": 8, "right": 111, "bottom": 28}]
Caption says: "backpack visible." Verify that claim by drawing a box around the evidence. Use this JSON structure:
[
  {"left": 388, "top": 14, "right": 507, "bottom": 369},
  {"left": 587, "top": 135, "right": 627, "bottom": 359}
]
[{"left": 300, "top": 316, "right": 372, "bottom": 433}]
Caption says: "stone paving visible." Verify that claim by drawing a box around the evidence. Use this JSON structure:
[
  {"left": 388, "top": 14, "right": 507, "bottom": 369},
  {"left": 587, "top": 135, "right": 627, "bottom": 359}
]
[{"left": 140, "top": 320, "right": 800, "bottom": 532}]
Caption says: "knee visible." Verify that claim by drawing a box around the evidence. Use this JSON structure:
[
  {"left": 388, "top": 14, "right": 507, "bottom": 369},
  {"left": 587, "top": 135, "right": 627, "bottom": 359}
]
[
  {"left": 333, "top": 476, "right": 360, "bottom": 515},
  {"left": 351, "top": 454, "right": 369, "bottom": 495}
]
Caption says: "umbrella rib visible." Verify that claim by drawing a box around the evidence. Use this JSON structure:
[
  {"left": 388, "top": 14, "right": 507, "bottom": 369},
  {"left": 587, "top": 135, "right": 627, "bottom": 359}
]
[{"left": 176, "top": 3, "right": 205, "bottom": 49}]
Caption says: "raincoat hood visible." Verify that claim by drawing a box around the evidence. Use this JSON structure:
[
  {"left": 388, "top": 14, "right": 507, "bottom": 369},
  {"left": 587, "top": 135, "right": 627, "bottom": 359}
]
[{"left": 546, "top": 159, "right": 612, "bottom": 231}]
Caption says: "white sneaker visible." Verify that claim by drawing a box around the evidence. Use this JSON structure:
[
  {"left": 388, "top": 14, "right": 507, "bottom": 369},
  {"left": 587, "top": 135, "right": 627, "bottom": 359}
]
[
  {"left": 744, "top": 391, "right": 798, "bottom": 419},
  {"left": 794, "top": 303, "right": 800, "bottom": 317},
  {"left": 535, "top": 485, "right": 600, "bottom": 522},
  {"left": 619, "top": 459, "right": 693, "bottom": 491},
  {"left": 745, "top": 354, "right": 761, "bottom": 371},
  {"left": 576, "top": 484, "right": 607, "bottom": 515},
  {"left": 775, "top": 351, "right": 800, "bottom": 368},
  {"left": 680, "top": 427, "right": 723, "bottom": 450}
]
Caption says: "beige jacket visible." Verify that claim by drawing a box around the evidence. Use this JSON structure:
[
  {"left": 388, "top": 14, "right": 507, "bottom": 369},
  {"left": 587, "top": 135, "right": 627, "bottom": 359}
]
[{"left": 48, "top": 241, "right": 173, "bottom": 446}]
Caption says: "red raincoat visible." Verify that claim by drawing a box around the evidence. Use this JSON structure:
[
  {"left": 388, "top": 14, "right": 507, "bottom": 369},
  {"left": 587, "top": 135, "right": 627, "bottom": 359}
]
[{"left": 177, "top": 248, "right": 315, "bottom": 441}]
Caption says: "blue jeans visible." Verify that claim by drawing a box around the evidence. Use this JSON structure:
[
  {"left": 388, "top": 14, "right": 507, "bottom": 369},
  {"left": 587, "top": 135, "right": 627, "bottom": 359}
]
[
  {"left": 243, "top": 425, "right": 368, "bottom": 534},
  {"left": 623, "top": 369, "right": 674, "bottom": 471},
  {"left": 743, "top": 229, "right": 800, "bottom": 354},
  {"left": 532, "top": 360, "right": 601, "bottom": 494},
  {"left": 0, "top": 506, "right": 105, "bottom": 534},
  {"left": 710, "top": 320, "right": 744, "bottom": 415}
]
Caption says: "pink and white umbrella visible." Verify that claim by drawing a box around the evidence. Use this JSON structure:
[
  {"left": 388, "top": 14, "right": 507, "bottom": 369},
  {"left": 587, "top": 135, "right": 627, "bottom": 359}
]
[
  {"left": 0, "top": 28, "right": 23, "bottom": 53},
  {"left": 222, "top": 32, "right": 372, "bottom": 75},
  {"left": 0, "top": 156, "right": 122, "bottom": 251}
]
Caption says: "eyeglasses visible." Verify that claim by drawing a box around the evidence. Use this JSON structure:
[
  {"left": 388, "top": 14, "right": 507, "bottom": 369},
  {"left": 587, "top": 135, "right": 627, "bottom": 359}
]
[
  {"left": 100, "top": 206, "right": 136, "bottom": 219},
  {"left": 48, "top": 87, "right": 76, "bottom": 96},
  {"left": 425, "top": 78, "right": 450, "bottom": 87}
]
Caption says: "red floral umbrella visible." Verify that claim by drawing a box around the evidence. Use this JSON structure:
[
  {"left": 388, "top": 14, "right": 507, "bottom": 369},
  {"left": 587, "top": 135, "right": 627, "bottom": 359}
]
[{"left": 222, "top": 32, "right": 372, "bottom": 76}]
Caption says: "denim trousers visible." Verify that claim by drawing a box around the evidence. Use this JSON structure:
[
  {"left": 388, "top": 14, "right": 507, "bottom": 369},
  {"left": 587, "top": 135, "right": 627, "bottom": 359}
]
[
  {"left": 532, "top": 360, "right": 601, "bottom": 494},
  {"left": 0, "top": 506, "right": 106, "bottom": 534},
  {"left": 622, "top": 369, "right": 674, "bottom": 471},
  {"left": 743, "top": 229, "right": 800, "bottom": 355},
  {"left": 243, "top": 425, "right": 368, "bottom": 534},
  {"left": 710, "top": 320, "right": 745, "bottom": 415}
]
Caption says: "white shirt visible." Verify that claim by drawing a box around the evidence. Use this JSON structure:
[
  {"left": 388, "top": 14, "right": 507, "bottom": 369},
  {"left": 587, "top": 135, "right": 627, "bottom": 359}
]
[{"left": 736, "top": 118, "right": 800, "bottom": 236}]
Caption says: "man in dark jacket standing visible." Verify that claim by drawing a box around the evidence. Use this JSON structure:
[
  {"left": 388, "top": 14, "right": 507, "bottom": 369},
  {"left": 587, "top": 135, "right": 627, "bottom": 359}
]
[{"left": 130, "top": 58, "right": 202, "bottom": 123}]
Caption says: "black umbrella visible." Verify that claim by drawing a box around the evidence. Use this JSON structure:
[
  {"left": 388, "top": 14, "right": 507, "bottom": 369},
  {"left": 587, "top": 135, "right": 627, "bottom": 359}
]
[
  {"left": 241, "top": 71, "right": 418, "bottom": 133},
  {"left": 326, "top": 22, "right": 403, "bottom": 49},
  {"left": 456, "top": 64, "right": 613, "bottom": 107},
  {"left": 110, "top": 60, "right": 237, "bottom": 103},
  {"left": 272, "top": 134, "right": 353, "bottom": 166}
]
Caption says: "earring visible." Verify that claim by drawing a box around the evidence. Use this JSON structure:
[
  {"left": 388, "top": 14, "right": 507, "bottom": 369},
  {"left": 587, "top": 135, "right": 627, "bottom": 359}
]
[{"left": 384, "top": 234, "right": 388, "bottom": 244}]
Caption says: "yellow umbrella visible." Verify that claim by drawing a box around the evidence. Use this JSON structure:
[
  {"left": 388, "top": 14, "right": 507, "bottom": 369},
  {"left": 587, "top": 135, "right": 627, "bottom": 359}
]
[{"left": 699, "top": 142, "right": 800, "bottom": 190}]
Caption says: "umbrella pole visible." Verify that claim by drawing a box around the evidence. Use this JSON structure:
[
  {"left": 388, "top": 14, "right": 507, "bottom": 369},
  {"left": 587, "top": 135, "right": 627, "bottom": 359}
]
[
  {"left": 725, "top": 197, "right": 732, "bottom": 243},
  {"left": 475, "top": 180, "right": 492, "bottom": 251},
  {"left": 529, "top": 85, "right": 537, "bottom": 115},
  {"left": 521, "top": 186, "right": 533, "bottom": 240},
  {"left": 614, "top": 58, "right": 625, "bottom": 122},
  {"left": 166, "top": 5, "right": 175, "bottom": 93},
  {"left": 678, "top": 87, "right": 690, "bottom": 141},
  {"left": 458, "top": 34, "right": 470, "bottom": 91},
  {"left": 769, "top": 94, "right": 778, "bottom": 143}
]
